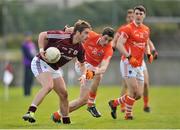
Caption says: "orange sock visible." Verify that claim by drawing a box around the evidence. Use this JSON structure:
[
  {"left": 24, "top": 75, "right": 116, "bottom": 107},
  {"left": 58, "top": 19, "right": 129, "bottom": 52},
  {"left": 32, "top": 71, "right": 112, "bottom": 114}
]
[
  {"left": 143, "top": 96, "right": 149, "bottom": 108},
  {"left": 120, "top": 103, "right": 125, "bottom": 112},
  {"left": 87, "top": 91, "right": 96, "bottom": 107},
  {"left": 113, "top": 99, "right": 119, "bottom": 107},
  {"left": 113, "top": 95, "right": 127, "bottom": 107},
  {"left": 125, "top": 95, "right": 135, "bottom": 117}
]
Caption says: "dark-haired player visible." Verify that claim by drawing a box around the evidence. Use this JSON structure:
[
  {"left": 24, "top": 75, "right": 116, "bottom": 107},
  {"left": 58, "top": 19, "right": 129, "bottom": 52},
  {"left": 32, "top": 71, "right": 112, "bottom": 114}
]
[{"left": 52, "top": 27, "right": 115, "bottom": 122}]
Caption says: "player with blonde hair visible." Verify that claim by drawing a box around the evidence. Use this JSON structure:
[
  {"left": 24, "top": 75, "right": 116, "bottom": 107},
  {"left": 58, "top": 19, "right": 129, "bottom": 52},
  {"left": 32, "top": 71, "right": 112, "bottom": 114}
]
[{"left": 22, "top": 20, "right": 91, "bottom": 124}]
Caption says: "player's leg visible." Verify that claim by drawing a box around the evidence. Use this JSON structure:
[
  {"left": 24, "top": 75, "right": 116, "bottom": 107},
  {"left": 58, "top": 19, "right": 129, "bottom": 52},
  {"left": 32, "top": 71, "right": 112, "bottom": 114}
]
[
  {"left": 109, "top": 77, "right": 137, "bottom": 120},
  {"left": 118, "top": 78, "right": 143, "bottom": 120},
  {"left": 119, "top": 59, "right": 128, "bottom": 112},
  {"left": 69, "top": 61, "right": 91, "bottom": 112},
  {"left": 51, "top": 62, "right": 90, "bottom": 123},
  {"left": 108, "top": 89, "right": 127, "bottom": 119},
  {"left": 23, "top": 72, "right": 54, "bottom": 123},
  {"left": 108, "top": 60, "right": 131, "bottom": 119},
  {"left": 109, "top": 60, "right": 128, "bottom": 119},
  {"left": 120, "top": 79, "right": 127, "bottom": 112},
  {"left": 124, "top": 66, "right": 144, "bottom": 119},
  {"left": 53, "top": 77, "right": 71, "bottom": 124},
  {"left": 109, "top": 60, "right": 142, "bottom": 120},
  {"left": 143, "top": 67, "right": 151, "bottom": 112},
  {"left": 87, "top": 74, "right": 102, "bottom": 118},
  {"left": 69, "top": 85, "right": 89, "bottom": 112},
  {"left": 23, "top": 57, "right": 57, "bottom": 123},
  {"left": 51, "top": 83, "right": 89, "bottom": 124},
  {"left": 123, "top": 77, "right": 138, "bottom": 119}
]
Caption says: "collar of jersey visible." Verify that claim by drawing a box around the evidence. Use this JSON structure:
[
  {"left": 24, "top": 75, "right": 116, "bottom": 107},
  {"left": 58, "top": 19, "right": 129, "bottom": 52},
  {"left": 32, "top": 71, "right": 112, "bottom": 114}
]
[{"left": 132, "top": 21, "right": 142, "bottom": 28}]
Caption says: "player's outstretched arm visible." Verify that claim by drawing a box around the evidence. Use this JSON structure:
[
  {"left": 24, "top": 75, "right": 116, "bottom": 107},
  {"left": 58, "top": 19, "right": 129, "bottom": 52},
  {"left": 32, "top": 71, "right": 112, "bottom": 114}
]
[
  {"left": 95, "top": 57, "right": 111, "bottom": 75},
  {"left": 85, "top": 57, "right": 111, "bottom": 80}
]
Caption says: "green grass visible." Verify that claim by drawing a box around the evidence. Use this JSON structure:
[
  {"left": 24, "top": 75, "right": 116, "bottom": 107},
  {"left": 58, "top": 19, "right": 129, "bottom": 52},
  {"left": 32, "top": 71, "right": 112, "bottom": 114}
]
[{"left": 0, "top": 85, "right": 180, "bottom": 129}]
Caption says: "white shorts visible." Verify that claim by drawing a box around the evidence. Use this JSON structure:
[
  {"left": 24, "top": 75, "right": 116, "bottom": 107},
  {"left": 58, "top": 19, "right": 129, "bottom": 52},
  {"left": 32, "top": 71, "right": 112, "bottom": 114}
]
[
  {"left": 120, "top": 59, "right": 144, "bottom": 81},
  {"left": 31, "top": 56, "right": 63, "bottom": 79},
  {"left": 75, "top": 61, "right": 98, "bottom": 87}
]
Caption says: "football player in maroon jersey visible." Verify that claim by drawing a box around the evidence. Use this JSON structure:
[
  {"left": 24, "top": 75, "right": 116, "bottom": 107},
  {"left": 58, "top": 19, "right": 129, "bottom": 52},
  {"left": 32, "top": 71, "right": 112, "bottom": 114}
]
[{"left": 22, "top": 20, "right": 91, "bottom": 124}]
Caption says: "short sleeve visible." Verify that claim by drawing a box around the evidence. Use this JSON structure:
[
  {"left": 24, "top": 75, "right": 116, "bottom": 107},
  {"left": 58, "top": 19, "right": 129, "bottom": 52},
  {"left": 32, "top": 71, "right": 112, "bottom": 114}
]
[
  {"left": 47, "top": 30, "right": 71, "bottom": 43},
  {"left": 118, "top": 25, "right": 131, "bottom": 39}
]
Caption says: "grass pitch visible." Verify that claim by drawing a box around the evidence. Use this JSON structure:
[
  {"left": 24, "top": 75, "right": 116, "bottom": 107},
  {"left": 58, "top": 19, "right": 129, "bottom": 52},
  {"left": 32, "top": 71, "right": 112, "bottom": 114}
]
[{"left": 0, "top": 85, "right": 180, "bottom": 129}]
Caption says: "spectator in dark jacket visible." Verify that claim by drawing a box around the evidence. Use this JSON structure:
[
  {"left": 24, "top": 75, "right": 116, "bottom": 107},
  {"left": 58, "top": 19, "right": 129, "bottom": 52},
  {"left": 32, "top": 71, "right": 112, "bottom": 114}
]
[{"left": 22, "top": 32, "right": 37, "bottom": 96}]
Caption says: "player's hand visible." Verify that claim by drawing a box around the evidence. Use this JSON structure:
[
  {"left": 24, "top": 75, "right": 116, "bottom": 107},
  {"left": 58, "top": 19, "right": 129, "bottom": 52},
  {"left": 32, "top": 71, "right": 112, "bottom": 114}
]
[
  {"left": 147, "top": 54, "right": 153, "bottom": 63},
  {"left": 127, "top": 55, "right": 139, "bottom": 67},
  {"left": 78, "top": 74, "right": 86, "bottom": 86},
  {"left": 64, "top": 25, "right": 74, "bottom": 33},
  {"left": 86, "top": 70, "right": 95, "bottom": 80},
  {"left": 39, "top": 48, "right": 48, "bottom": 62},
  {"left": 151, "top": 50, "right": 158, "bottom": 60},
  {"left": 63, "top": 25, "right": 70, "bottom": 31}
]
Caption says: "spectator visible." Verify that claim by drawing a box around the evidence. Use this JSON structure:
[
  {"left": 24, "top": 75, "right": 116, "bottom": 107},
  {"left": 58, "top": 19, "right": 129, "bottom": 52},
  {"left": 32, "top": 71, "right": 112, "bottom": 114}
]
[{"left": 21, "top": 32, "right": 37, "bottom": 96}]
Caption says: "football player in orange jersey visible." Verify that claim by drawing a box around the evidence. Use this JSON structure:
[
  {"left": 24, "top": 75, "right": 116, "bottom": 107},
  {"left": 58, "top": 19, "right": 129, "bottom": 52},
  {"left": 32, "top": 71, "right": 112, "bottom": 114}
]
[
  {"left": 108, "top": 5, "right": 154, "bottom": 120},
  {"left": 51, "top": 27, "right": 115, "bottom": 122},
  {"left": 113, "top": 9, "right": 158, "bottom": 113}
]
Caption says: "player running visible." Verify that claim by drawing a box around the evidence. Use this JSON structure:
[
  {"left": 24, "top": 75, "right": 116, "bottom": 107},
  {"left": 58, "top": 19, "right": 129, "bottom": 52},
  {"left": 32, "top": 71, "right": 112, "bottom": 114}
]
[
  {"left": 108, "top": 5, "right": 154, "bottom": 120},
  {"left": 113, "top": 9, "right": 158, "bottom": 113},
  {"left": 51, "top": 27, "right": 115, "bottom": 122},
  {"left": 22, "top": 20, "right": 91, "bottom": 124}
]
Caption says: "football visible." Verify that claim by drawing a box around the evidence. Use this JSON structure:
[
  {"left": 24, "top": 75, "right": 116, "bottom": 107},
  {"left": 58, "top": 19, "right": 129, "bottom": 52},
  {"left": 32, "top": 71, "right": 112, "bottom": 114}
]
[{"left": 45, "top": 47, "right": 61, "bottom": 63}]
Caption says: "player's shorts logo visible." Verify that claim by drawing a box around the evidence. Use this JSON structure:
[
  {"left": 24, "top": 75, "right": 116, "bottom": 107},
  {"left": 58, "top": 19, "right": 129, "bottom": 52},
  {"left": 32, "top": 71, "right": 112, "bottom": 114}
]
[{"left": 129, "top": 70, "right": 132, "bottom": 74}]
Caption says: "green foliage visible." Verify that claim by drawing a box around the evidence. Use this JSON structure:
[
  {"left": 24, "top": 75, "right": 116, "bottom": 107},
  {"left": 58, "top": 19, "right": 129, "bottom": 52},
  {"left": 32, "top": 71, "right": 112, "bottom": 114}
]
[
  {"left": 0, "top": 86, "right": 180, "bottom": 129},
  {"left": 1, "top": 0, "right": 180, "bottom": 49},
  {"left": 2, "top": 34, "right": 38, "bottom": 49},
  {"left": 1, "top": 0, "right": 180, "bottom": 35}
]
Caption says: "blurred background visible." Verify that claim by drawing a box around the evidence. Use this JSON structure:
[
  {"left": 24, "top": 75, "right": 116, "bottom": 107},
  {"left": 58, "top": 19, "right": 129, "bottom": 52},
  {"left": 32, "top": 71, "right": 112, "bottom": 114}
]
[{"left": 0, "top": 0, "right": 180, "bottom": 87}]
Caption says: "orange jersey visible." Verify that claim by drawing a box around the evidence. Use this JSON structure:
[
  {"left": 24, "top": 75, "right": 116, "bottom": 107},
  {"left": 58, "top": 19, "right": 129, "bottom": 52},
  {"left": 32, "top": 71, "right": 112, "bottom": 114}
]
[
  {"left": 113, "top": 24, "right": 127, "bottom": 45},
  {"left": 117, "top": 24, "right": 127, "bottom": 34},
  {"left": 118, "top": 21, "right": 150, "bottom": 66},
  {"left": 83, "top": 31, "right": 113, "bottom": 67}
]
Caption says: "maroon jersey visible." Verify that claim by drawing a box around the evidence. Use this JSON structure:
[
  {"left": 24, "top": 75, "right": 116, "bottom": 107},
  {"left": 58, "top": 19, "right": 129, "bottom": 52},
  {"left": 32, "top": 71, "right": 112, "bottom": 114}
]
[{"left": 39, "top": 30, "right": 85, "bottom": 70}]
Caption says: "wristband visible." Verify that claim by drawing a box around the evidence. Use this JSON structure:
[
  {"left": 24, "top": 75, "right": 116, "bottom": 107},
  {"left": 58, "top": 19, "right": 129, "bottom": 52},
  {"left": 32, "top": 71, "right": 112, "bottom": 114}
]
[{"left": 151, "top": 49, "right": 156, "bottom": 55}]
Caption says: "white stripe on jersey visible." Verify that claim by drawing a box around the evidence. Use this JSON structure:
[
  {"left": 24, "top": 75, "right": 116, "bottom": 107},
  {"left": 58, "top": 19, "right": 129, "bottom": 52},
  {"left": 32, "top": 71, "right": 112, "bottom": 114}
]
[
  {"left": 48, "top": 34, "right": 70, "bottom": 39},
  {"left": 119, "top": 32, "right": 129, "bottom": 39}
]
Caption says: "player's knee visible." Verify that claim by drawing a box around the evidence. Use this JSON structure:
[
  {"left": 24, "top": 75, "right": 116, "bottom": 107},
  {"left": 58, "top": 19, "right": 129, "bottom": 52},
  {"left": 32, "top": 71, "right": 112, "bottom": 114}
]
[
  {"left": 60, "top": 90, "right": 68, "bottom": 100},
  {"left": 43, "top": 82, "right": 54, "bottom": 92}
]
